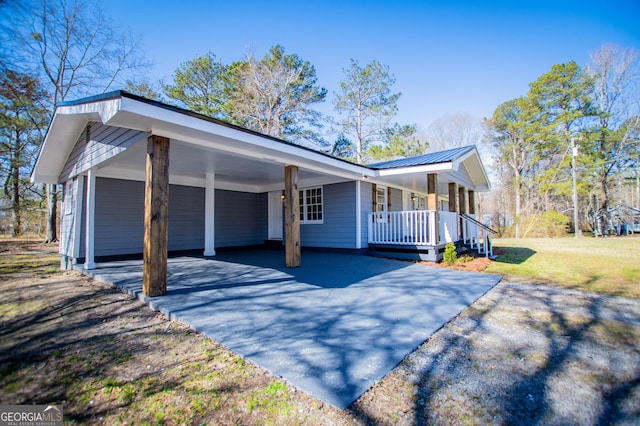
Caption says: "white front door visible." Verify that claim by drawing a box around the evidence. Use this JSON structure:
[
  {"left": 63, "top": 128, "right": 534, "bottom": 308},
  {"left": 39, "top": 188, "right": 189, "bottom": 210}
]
[{"left": 268, "top": 191, "right": 283, "bottom": 240}]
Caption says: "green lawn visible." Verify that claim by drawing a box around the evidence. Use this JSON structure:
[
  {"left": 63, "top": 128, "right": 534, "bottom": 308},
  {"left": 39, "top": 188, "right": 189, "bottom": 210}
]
[{"left": 485, "top": 236, "right": 640, "bottom": 298}]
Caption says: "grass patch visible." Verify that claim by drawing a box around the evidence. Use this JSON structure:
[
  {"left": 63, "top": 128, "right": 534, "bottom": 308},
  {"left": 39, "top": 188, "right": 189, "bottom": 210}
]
[
  {"left": 247, "top": 380, "right": 294, "bottom": 419},
  {"left": 486, "top": 237, "right": 640, "bottom": 298},
  {"left": 0, "top": 253, "right": 59, "bottom": 274}
]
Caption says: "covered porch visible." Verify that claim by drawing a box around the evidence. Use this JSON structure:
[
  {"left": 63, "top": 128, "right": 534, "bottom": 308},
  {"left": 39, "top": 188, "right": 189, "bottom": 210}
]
[
  {"left": 366, "top": 148, "right": 495, "bottom": 262},
  {"left": 32, "top": 92, "right": 374, "bottom": 298},
  {"left": 367, "top": 210, "right": 495, "bottom": 261}
]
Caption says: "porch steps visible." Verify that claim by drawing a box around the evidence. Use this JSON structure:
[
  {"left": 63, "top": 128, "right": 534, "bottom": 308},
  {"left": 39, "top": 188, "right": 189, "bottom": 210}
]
[{"left": 459, "top": 241, "right": 498, "bottom": 260}]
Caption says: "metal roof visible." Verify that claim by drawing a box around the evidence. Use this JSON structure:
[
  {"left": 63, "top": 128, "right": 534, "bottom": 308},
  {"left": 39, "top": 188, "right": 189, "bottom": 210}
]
[{"left": 368, "top": 145, "right": 476, "bottom": 169}]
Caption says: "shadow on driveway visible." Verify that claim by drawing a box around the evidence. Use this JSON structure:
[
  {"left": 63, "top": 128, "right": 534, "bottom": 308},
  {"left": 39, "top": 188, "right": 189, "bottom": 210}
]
[{"left": 86, "top": 249, "right": 501, "bottom": 409}]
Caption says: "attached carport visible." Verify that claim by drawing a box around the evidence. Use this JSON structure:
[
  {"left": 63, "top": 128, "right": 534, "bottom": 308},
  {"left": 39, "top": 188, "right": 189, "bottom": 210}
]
[
  {"left": 32, "top": 91, "right": 372, "bottom": 297},
  {"left": 84, "top": 249, "right": 501, "bottom": 408}
]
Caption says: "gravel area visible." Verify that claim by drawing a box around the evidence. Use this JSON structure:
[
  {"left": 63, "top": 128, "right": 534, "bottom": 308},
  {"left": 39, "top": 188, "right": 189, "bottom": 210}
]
[{"left": 351, "top": 281, "right": 640, "bottom": 425}]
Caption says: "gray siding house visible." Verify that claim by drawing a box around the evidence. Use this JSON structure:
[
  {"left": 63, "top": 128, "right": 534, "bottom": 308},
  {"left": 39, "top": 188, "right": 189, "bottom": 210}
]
[{"left": 32, "top": 92, "right": 492, "bottom": 291}]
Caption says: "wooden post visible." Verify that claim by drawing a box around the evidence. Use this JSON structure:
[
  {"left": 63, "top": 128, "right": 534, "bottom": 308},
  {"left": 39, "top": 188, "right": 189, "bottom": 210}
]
[
  {"left": 371, "top": 183, "right": 377, "bottom": 213},
  {"left": 284, "top": 165, "right": 300, "bottom": 267},
  {"left": 458, "top": 187, "right": 467, "bottom": 215},
  {"left": 427, "top": 174, "right": 439, "bottom": 244},
  {"left": 458, "top": 186, "right": 467, "bottom": 242},
  {"left": 448, "top": 183, "right": 458, "bottom": 213},
  {"left": 468, "top": 190, "right": 476, "bottom": 215},
  {"left": 143, "top": 135, "right": 170, "bottom": 297}
]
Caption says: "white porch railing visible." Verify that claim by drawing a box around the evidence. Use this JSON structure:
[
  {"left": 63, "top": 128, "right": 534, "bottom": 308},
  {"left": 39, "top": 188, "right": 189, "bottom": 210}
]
[
  {"left": 368, "top": 210, "right": 437, "bottom": 245},
  {"left": 459, "top": 213, "right": 495, "bottom": 257},
  {"left": 367, "top": 210, "right": 495, "bottom": 257},
  {"left": 368, "top": 210, "right": 459, "bottom": 246},
  {"left": 439, "top": 211, "right": 459, "bottom": 243}
]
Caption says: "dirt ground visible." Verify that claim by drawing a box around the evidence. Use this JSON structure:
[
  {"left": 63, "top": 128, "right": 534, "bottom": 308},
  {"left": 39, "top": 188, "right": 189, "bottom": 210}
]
[{"left": 1, "top": 241, "right": 638, "bottom": 425}]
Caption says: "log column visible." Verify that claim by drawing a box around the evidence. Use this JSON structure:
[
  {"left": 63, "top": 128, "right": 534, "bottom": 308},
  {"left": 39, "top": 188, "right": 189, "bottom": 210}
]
[
  {"left": 458, "top": 187, "right": 467, "bottom": 215},
  {"left": 458, "top": 186, "right": 467, "bottom": 241},
  {"left": 143, "top": 135, "right": 170, "bottom": 297},
  {"left": 284, "top": 165, "right": 300, "bottom": 267},
  {"left": 448, "top": 183, "right": 458, "bottom": 213},
  {"left": 468, "top": 190, "right": 476, "bottom": 215},
  {"left": 427, "top": 173, "right": 439, "bottom": 244},
  {"left": 449, "top": 182, "right": 460, "bottom": 241}
]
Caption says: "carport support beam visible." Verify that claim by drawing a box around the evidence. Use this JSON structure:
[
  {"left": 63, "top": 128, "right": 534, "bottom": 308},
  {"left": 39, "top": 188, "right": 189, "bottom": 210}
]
[
  {"left": 143, "top": 135, "right": 170, "bottom": 297},
  {"left": 285, "top": 165, "right": 301, "bottom": 267}
]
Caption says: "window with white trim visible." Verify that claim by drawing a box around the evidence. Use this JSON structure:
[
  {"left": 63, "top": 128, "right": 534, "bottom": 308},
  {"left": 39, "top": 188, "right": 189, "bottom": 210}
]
[
  {"left": 299, "top": 186, "right": 323, "bottom": 224},
  {"left": 376, "top": 186, "right": 387, "bottom": 212},
  {"left": 412, "top": 195, "right": 426, "bottom": 210}
]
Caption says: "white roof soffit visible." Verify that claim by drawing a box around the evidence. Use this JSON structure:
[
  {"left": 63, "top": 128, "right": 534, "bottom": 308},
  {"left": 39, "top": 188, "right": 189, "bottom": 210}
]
[
  {"left": 31, "top": 98, "right": 123, "bottom": 183},
  {"left": 452, "top": 147, "right": 491, "bottom": 191},
  {"left": 32, "top": 94, "right": 373, "bottom": 184},
  {"left": 113, "top": 97, "right": 372, "bottom": 182},
  {"left": 374, "top": 162, "right": 454, "bottom": 177}
]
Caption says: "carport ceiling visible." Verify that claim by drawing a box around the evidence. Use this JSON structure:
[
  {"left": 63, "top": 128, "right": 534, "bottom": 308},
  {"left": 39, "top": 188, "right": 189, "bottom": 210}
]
[{"left": 96, "top": 137, "right": 338, "bottom": 191}]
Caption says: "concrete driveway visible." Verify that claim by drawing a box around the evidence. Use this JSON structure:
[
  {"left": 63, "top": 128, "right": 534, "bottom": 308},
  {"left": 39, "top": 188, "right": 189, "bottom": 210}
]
[{"left": 85, "top": 250, "right": 501, "bottom": 409}]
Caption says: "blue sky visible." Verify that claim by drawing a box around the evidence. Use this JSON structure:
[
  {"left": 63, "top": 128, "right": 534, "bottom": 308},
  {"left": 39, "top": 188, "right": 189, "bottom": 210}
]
[{"left": 106, "top": 0, "right": 640, "bottom": 130}]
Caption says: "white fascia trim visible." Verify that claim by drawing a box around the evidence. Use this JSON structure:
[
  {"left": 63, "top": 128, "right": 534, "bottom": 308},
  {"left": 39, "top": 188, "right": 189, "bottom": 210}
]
[
  {"left": 258, "top": 176, "right": 349, "bottom": 193},
  {"left": 32, "top": 173, "right": 60, "bottom": 184},
  {"left": 58, "top": 98, "right": 122, "bottom": 124},
  {"left": 32, "top": 99, "right": 123, "bottom": 184},
  {"left": 94, "top": 167, "right": 264, "bottom": 193},
  {"left": 95, "top": 167, "right": 206, "bottom": 188},
  {"left": 451, "top": 147, "right": 477, "bottom": 169},
  {"left": 452, "top": 149, "right": 491, "bottom": 190},
  {"left": 118, "top": 98, "right": 372, "bottom": 180},
  {"left": 374, "top": 162, "right": 453, "bottom": 177}
]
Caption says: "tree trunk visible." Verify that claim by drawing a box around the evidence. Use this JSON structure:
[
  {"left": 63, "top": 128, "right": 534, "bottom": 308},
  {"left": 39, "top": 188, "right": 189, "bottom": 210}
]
[
  {"left": 10, "top": 129, "right": 21, "bottom": 237},
  {"left": 514, "top": 172, "right": 521, "bottom": 239},
  {"left": 44, "top": 184, "right": 58, "bottom": 243},
  {"left": 11, "top": 161, "right": 20, "bottom": 237},
  {"left": 600, "top": 173, "right": 610, "bottom": 228},
  {"left": 636, "top": 172, "right": 639, "bottom": 210}
]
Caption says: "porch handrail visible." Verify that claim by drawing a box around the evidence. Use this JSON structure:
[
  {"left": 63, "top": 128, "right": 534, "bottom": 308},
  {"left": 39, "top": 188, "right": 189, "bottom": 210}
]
[
  {"left": 367, "top": 210, "right": 438, "bottom": 246},
  {"left": 459, "top": 212, "right": 497, "bottom": 235},
  {"left": 367, "top": 211, "right": 496, "bottom": 258},
  {"left": 459, "top": 213, "right": 495, "bottom": 257}
]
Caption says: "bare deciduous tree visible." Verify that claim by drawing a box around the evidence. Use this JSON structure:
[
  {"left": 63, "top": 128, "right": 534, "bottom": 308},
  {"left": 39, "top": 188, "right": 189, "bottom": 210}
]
[
  {"left": 227, "top": 45, "right": 327, "bottom": 145},
  {"left": 2, "top": 0, "right": 150, "bottom": 242},
  {"left": 586, "top": 43, "right": 640, "bottom": 233},
  {"left": 425, "top": 112, "right": 484, "bottom": 152}
]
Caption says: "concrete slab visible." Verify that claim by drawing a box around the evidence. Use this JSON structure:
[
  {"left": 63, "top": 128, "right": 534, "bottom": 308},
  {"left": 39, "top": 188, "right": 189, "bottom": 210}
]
[{"left": 85, "top": 250, "right": 501, "bottom": 409}]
